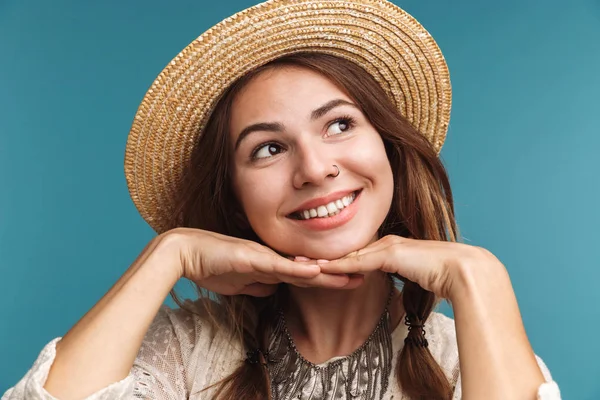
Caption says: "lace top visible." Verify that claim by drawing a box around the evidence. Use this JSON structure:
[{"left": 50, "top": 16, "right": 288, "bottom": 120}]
[{"left": 2, "top": 300, "right": 561, "bottom": 399}]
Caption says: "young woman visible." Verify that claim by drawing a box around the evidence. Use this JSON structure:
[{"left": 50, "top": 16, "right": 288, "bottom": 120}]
[{"left": 3, "top": 1, "right": 561, "bottom": 399}]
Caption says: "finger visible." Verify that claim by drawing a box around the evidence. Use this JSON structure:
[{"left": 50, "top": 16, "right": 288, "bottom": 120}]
[
  {"left": 240, "top": 283, "right": 278, "bottom": 297},
  {"left": 287, "top": 273, "right": 350, "bottom": 288},
  {"left": 335, "top": 236, "right": 403, "bottom": 261},
  {"left": 251, "top": 272, "right": 283, "bottom": 285},
  {"left": 289, "top": 273, "right": 366, "bottom": 290},
  {"left": 336, "top": 242, "right": 386, "bottom": 260},
  {"left": 250, "top": 268, "right": 350, "bottom": 288},
  {"left": 318, "top": 250, "right": 397, "bottom": 275},
  {"left": 249, "top": 252, "right": 321, "bottom": 279}
]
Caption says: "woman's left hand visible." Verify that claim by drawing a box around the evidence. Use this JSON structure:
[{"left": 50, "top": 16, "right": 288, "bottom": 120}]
[
  {"left": 317, "top": 235, "right": 505, "bottom": 300},
  {"left": 318, "top": 235, "right": 551, "bottom": 399}
]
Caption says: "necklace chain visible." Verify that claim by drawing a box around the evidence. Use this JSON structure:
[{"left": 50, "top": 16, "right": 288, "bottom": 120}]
[
  {"left": 267, "top": 275, "right": 396, "bottom": 400},
  {"left": 277, "top": 275, "right": 395, "bottom": 370}
]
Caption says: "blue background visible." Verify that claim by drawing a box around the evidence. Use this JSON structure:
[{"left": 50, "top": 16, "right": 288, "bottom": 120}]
[{"left": 1, "top": 0, "right": 598, "bottom": 397}]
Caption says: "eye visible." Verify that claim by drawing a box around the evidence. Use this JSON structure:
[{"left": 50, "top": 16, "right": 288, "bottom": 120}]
[
  {"left": 326, "top": 116, "right": 356, "bottom": 137},
  {"left": 252, "top": 142, "right": 284, "bottom": 160}
]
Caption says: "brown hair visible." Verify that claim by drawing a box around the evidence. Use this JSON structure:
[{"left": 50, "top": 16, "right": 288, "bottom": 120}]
[{"left": 168, "top": 52, "right": 459, "bottom": 399}]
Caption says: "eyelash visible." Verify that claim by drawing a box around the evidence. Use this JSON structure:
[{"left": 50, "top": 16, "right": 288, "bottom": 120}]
[{"left": 249, "top": 115, "right": 357, "bottom": 161}]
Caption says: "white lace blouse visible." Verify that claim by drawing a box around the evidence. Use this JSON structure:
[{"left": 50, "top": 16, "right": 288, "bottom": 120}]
[{"left": 2, "top": 300, "right": 561, "bottom": 399}]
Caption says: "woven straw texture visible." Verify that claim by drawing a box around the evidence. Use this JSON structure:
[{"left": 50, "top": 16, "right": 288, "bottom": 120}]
[{"left": 125, "top": 0, "right": 452, "bottom": 233}]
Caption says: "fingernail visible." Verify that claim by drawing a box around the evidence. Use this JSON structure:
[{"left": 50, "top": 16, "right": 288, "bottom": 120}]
[
  {"left": 295, "top": 256, "right": 311, "bottom": 261},
  {"left": 317, "top": 259, "right": 329, "bottom": 264}
]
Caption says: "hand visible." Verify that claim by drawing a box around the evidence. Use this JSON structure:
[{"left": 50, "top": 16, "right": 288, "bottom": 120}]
[
  {"left": 316, "top": 235, "right": 499, "bottom": 300},
  {"left": 157, "top": 228, "right": 363, "bottom": 297}
]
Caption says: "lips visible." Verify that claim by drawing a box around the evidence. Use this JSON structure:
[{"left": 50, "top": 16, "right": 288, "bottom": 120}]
[
  {"left": 288, "top": 189, "right": 361, "bottom": 220},
  {"left": 287, "top": 189, "right": 362, "bottom": 231}
]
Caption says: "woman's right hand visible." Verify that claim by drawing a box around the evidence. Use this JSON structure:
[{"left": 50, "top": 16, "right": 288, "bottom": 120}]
[
  {"left": 40, "top": 227, "right": 359, "bottom": 400},
  {"left": 159, "top": 227, "right": 362, "bottom": 297}
]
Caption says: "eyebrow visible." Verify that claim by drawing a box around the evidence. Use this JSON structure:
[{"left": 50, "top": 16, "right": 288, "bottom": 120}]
[{"left": 234, "top": 98, "right": 358, "bottom": 150}]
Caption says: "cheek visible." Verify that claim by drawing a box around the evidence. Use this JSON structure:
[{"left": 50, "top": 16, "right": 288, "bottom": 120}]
[
  {"left": 349, "top": 134, "right": 394, "bottom": 211},
  {"left": 346, "top": 133, "right": 392, "bottom": 179},
  {"left": 233, "top": 170, "right": 285, "bottom": 229}
]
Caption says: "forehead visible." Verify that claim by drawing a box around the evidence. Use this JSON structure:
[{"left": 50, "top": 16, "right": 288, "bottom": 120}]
[{"left": 230, "top": 66, "right": 351, "bottom": 126}]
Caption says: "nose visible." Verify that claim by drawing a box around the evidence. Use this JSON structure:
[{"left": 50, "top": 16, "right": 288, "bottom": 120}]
[{"left": 291, "top": 139, "right": 338, "bottom": 189}]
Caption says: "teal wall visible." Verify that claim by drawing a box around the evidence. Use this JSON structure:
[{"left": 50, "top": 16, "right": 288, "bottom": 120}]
[{"left": 1, "top": 0, "right": 598, "bottom": 397}]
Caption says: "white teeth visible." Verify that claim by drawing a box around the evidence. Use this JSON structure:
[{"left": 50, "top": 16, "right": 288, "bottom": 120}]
[
  {"left": 317, "top": 206, "right": 328, "bottom": 217},
  {"left": 326, "top": 202, "right": 337, "bottom": 214},
  {"left": 295, "top": 191, "right": 358, "bottom": 220}
]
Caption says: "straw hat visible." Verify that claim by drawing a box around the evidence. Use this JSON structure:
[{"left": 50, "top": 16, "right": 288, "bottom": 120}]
[{"left": 125, "top": 0, "right": 452, "bottom": 233}]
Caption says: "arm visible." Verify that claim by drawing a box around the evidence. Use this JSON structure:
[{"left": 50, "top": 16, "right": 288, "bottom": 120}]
[
  {"left": 43, "top": 235, "right": 181, "bottom": 400},
  {"left": 315, "top": 236, "right": 561, "bottom": 399},
  {"left": 1, "top": 305, "right": 194, "bottom": 400},
  {"left": 450, "top": 248, "right": 550, "bottom": 400},
  {"left": 451, "top": 353, "right": 561, "bottom": 400},
  {"left": 10, "top": 228, "right": 332, "bottom": 400}
]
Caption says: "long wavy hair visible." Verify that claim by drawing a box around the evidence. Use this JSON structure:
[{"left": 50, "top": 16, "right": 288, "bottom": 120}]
[{"left": 167, "top": 52, "right": 459, "bottom": 399}]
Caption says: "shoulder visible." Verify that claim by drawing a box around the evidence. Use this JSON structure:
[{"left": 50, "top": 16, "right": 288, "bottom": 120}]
[
  {"left": 155, "top": 297, "right": 237, "bottom": 340},
  {"left": 133, "top": 298, "right": 245, "bottom": 396},
  {"left": 426, "top": 311, "right": 457, "bottom": 348},
  {"left": 141, "top": 297, "right": 243, "bottom": 359}
]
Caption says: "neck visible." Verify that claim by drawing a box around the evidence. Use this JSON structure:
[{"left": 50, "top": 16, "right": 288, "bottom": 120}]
[{"left": 282, "top": 272, "right": 403, "bottom": 364}]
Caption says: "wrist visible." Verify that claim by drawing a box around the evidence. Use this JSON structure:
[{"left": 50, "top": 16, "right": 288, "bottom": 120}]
[
  {"left": 146, "top": 231, "right": 186, "bottom": 283},
  {"left": 447, "top": 246, "right": 511, "bottom": 304}
]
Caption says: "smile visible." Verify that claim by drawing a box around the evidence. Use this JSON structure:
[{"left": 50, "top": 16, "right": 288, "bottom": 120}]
[
  {"left": 287, "top": 189, "right": 362, "bottom": 231},
  {"left": 290, "top": 191, "right": 358, "bottom": 220}
]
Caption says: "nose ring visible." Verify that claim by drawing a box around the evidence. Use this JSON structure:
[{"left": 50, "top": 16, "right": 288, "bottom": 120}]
[{"left": 332, "top": 164, "right": 340, "bottom": 178}]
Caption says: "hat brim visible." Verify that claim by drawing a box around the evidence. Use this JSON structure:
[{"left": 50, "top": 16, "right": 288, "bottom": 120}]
[{"left": 125, "top": 0, "right": 452, "bottom": 233}]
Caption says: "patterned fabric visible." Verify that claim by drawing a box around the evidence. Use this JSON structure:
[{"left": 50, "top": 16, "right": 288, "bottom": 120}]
[
  {"left": 267, "top": 310, "right": 394, "bottom": 400},
  {"left": 2, "top": 300, "right": 561, "bottom": 399}
]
